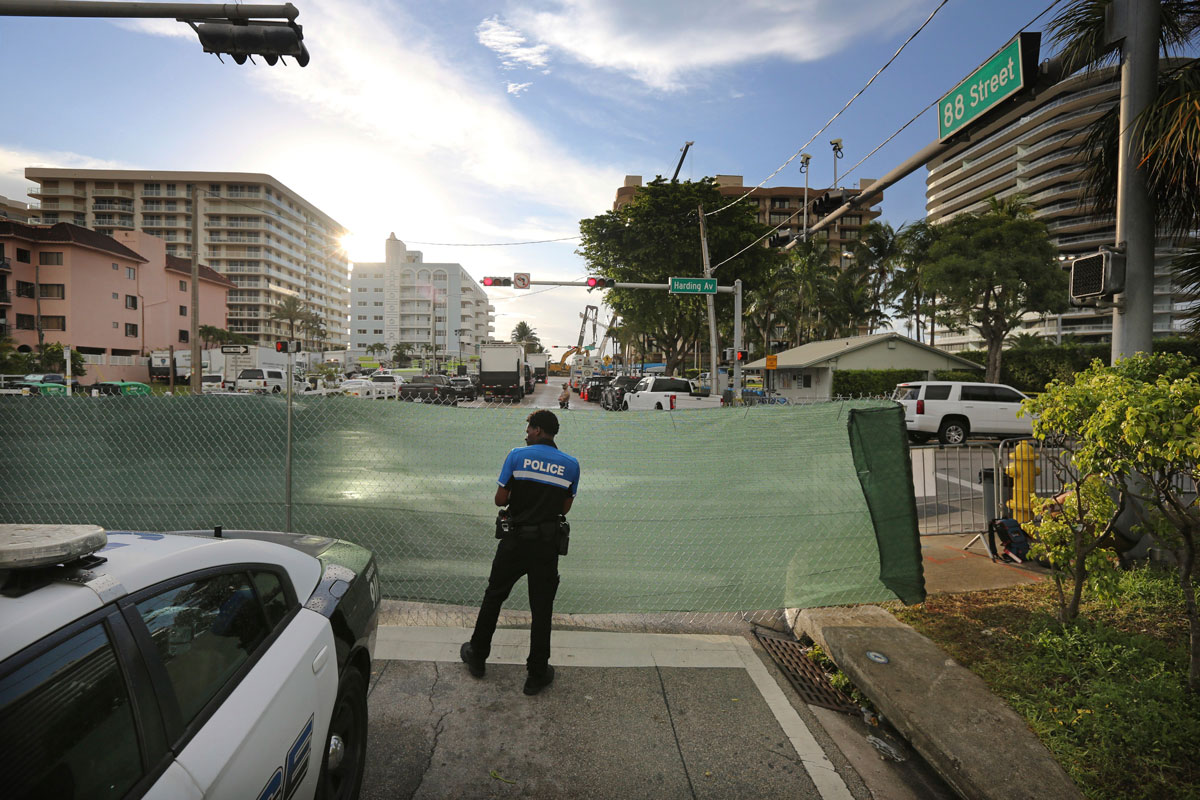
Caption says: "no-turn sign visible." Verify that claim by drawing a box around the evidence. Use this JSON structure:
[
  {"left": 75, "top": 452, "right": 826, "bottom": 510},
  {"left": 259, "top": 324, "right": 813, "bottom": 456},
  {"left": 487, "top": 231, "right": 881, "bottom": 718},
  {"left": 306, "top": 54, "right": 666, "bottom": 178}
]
[{"left": 514, "top": 273, "right": 530, "bottom": 289}]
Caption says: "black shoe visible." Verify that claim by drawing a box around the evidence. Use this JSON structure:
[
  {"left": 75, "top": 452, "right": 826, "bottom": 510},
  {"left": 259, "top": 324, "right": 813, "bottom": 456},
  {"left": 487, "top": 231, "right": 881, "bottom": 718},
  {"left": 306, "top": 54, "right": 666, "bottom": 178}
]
[
  {"left": 460, "top": 642, "right": 485, "bottom": 678},
  {"left": 523, "top": 665, "right": 555, "bottom": 695}
]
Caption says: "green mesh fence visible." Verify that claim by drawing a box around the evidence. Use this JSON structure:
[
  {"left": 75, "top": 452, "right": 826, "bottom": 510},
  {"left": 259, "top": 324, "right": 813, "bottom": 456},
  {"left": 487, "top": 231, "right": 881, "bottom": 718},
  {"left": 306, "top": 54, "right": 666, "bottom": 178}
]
[{"left": 0, "top": 396, "right": 923, "bottom": 614}]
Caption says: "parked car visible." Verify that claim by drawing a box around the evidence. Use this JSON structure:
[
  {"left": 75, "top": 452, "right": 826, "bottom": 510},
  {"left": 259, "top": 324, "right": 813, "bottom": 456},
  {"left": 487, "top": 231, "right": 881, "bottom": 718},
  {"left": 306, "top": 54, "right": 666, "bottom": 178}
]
[
  {"left": 601, "top": 375, "right": 641, "bottom": 410},
  {"left": 23, "top": 373, "right": 65, "bottom": 384},
  {"left": 624, "top": 376, "right": 694, "bottom": 411},
  {"left": 399, "top": 375, "right": 458, "bottom": 405},
  {"left": 92, "top": 381, "right": 152, "bottom": 396},
  {"left": 581, "top": 375, "right": 611, "bottom": 403},
  {"left": 893, "top": 380, "right": 1033, "bottom": 444},
  {"left": 0, "top": 522, "right": 379, "bottom": 800},
  {"left": 342, "top": 378, "right": 387, "bottom": 399},
  {"left": 448, "top": 376, "right": 477, "bottom": 401},
  {"left": 198, "top": 373, "right": 230, "bottom": 393}
]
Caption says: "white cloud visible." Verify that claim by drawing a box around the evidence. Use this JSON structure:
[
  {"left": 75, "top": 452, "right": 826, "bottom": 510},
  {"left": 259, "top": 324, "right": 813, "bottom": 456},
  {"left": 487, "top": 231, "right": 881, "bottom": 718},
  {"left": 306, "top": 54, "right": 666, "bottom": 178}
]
[
  {"left": 0, "top": 146, "right": 135, "bottom": 201},
  {"left": 506, "top": 81, "right": 533, "bottom": 95},
  {"left": 504, "top": 0, "right": 929, "bottom": 91},
  {"left": 476, "top": 16, "right": 551, "bottom": 69}
]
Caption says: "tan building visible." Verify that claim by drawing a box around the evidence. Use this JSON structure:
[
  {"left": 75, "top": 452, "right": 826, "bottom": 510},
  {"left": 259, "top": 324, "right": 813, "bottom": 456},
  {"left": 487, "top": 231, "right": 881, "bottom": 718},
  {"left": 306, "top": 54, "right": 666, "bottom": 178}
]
[
  {"left": 925, "top": 64, "right": 1191, "bottom": 350},
  {"left": 1, "top": 221, "right": 232, "bottom": 381},
  {"left": 25, "top": 169, "right": 349, "bottom": 350},
  {"left": 0, "top": 195, "right": 29, "bottom": 222},
  {"left": 614, "top": 174, "right": 882, "bottom": 266}
]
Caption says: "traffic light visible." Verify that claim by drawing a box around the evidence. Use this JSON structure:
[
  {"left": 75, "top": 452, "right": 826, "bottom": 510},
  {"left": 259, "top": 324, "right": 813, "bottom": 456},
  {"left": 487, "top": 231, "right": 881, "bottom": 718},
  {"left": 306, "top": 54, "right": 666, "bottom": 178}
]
[
  {"left": 482, "top": 277, "right": 512, "bottom": 287},
  {"left": 735, "top": 350, "right": 748, "bottom": 363},
  {"left": 275, "top": 340, "right": 301, "bottom": 353},
  {"left": 188, "top": 19, "right": 310, "bottom": 66},
  {"left": 586, "top": 277, "right": 616, "bottom": 291}
]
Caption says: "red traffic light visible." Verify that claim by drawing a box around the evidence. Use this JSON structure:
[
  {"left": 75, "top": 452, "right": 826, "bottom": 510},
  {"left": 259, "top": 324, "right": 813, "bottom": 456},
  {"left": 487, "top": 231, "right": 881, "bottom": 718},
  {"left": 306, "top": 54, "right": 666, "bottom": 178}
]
[
  {"left": 586, "top": 277, "right": 615, "bottom": 290},
  {"left": 735, "top": 350, "right": 748, "bottom": 362},
  {"left": 483, "top": 277, "right": 512, "bottom": 287}
]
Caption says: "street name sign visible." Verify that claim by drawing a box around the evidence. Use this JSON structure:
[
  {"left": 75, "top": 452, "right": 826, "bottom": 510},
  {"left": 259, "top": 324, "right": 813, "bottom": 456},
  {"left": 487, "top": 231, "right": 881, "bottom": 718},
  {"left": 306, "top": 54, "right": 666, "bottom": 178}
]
[
  {"left": 669, "top": 277, "right": 717, "bottom": 295},
  {"left": 938, "top": 33, "right": 1040, "bottom": 142},
  {"left": 221, "top": 345, "right": 251, "bottom": 355}
]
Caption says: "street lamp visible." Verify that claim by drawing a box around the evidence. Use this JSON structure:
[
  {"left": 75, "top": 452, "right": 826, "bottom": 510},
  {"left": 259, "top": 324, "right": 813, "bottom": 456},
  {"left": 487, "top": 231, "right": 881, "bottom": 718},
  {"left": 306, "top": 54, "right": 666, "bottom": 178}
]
[{"left": 799, "top": 153, "right": 812, "bottom": 242}]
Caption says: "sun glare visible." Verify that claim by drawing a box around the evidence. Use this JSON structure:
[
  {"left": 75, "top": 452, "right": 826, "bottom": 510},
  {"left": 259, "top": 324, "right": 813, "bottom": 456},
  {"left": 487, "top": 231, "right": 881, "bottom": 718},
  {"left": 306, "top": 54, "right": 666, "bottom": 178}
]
[{"left": 340, "top": 232, "right": 379, "bottom": 264}]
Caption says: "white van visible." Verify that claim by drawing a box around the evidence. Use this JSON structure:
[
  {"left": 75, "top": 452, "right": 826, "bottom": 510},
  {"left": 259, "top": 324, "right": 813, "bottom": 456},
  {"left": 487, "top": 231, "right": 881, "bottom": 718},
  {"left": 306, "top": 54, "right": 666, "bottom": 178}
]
[
  {"left": 893, "top": 381, "right": 1033, "bottom": 444},
  {"left": 235, "top": 367, "right": 289, "bottom": 393}
]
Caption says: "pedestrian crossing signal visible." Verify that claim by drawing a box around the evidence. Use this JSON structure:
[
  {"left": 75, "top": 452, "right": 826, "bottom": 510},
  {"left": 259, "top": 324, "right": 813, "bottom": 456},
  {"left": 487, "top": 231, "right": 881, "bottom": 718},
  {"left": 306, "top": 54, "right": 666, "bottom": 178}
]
[
  {"left": 735, "top": 350, "right": 748, "bottom": 362},
  {"left": 275, "top": 340, "right": 301, "bottom": 353}
]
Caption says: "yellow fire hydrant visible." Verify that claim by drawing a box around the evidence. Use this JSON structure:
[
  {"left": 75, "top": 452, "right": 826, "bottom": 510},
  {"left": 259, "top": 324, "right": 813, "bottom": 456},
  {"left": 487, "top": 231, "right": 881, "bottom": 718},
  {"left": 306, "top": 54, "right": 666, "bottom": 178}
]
[{"left": 1005, "top": 440, "right": 1041, "bottom": 523}]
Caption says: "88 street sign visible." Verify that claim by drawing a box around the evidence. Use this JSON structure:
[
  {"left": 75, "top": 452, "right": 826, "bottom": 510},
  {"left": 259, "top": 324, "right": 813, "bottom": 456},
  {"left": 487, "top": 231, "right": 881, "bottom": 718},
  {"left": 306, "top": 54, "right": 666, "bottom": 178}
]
[{"left": 938, "top": 33, "right": 1039, "bottom": 142}]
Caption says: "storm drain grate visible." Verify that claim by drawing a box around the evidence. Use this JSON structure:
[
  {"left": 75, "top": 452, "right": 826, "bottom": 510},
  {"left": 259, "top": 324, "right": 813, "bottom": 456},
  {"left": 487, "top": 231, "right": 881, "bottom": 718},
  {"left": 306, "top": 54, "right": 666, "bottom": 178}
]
[{"left": 754, "top": 631, "right": 858, "bottom": 714}]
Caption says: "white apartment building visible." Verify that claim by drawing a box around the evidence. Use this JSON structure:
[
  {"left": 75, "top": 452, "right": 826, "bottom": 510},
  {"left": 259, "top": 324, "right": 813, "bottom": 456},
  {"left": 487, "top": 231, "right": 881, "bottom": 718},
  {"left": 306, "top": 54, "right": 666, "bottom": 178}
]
[
  {"left": 925, "top": 64, "right": 1191, "bottom": 350},
  {"left": 25, "top": 169, "right": 349, "bottom": 349},
  {"left": 350, "top": 234, "right": 495, "bottom": 359}
]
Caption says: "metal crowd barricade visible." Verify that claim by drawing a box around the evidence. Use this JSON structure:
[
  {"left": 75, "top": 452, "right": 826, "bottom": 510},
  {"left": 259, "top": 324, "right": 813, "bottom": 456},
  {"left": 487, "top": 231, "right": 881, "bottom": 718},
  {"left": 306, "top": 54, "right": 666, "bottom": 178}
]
[{"left": 909, "top": 443, "right": 1000, "bottom": 536}]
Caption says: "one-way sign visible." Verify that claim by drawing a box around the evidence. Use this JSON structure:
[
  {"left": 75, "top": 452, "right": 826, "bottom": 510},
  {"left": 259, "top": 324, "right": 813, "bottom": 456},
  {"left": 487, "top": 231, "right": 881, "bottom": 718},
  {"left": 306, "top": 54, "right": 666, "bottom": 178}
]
[{"left": 221, "top": 345, "right": 251, "bottom": 355}]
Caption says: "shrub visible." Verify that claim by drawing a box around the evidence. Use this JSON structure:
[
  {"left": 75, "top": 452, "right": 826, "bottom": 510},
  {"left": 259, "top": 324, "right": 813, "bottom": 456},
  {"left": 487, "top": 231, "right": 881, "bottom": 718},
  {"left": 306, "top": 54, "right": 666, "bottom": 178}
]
[{"left": 832, "top": 369, "right": 925, "bottom": 397}]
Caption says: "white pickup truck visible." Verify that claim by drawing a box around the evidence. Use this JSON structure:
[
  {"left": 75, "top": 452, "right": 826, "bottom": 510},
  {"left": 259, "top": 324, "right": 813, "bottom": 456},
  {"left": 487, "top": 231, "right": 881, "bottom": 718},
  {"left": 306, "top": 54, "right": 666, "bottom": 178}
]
[
  {"left": 343, "top": 374, "right": 404, "bottom": 399},
  {"left": 624, "top": 376, "right": 694, "bottom": 411}
]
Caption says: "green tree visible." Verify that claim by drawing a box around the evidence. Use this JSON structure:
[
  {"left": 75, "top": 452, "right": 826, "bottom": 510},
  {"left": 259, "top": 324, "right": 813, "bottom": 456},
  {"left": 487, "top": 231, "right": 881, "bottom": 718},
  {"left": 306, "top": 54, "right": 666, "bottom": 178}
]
[
  {"left": 785, "top": 238, "right": 835, "bottom": 345},
  {"left": 924, "top": 203, "right": 1066, "bottom": 382},
  {"left": 745, "top": 260, "right": 797, "bottom": 357},
  {"left": 510, "top": 321, "right": 543, "bottom": 354},
  {"left": 36, "top": 342, "right": 86, "bottom": 377},
  {"left": 1024, "top": 352, "right": 1200, "bottom": 689},
  {"left": 198, "top": 324, "right": 222, "bottom": 349},
  {"left": 892, "top": 220, "right": 937, "bottom": 344},
  {"left": 1050, "top": 1, "right": 1200, "bottom": 332},
  {"left": 578, "top": 177, "right": 781, "bottom": 375},
  {"left": 269, "top": 296, "right": 309, "bottom": 341}
]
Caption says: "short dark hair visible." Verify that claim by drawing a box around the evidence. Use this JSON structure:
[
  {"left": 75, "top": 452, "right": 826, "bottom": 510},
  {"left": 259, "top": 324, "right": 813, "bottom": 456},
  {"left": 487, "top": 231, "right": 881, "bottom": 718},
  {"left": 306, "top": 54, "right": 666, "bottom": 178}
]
[{"left": 526, "top": 409, "right": 559, "bottom": 437}]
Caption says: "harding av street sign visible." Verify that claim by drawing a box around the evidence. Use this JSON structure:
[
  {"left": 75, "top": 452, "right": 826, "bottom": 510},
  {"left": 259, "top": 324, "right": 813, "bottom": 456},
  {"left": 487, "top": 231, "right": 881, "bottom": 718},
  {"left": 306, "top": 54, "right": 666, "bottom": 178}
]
[
  {"left": 938, "top": 33, "right": 1040, "bottom": 142},
  {"left": 669, "top": 277, "right": 717, "bottom": 295}
]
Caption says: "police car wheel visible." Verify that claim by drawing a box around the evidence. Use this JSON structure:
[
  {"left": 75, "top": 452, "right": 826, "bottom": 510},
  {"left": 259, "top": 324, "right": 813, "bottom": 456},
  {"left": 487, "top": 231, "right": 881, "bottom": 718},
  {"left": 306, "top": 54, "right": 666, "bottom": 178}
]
[{"left": 318, "top": 667, "right": 368, "bottom": 800}]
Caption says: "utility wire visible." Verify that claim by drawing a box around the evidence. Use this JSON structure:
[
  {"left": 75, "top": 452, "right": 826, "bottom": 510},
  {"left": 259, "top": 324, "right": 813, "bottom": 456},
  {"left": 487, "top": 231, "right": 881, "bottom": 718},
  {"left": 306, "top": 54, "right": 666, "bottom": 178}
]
[
  {"left": 404, "top": 235, "right": 579, "bottom": 246},
  {"left": 704, "top": 0, "right": 952, "bottom": 218}
]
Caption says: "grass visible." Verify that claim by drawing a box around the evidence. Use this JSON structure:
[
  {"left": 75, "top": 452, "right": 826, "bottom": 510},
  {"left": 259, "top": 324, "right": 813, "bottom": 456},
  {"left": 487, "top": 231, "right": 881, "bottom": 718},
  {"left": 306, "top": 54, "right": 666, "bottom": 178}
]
[{"left": 889, "top": 566, "right": 1199, "bottom": 800}]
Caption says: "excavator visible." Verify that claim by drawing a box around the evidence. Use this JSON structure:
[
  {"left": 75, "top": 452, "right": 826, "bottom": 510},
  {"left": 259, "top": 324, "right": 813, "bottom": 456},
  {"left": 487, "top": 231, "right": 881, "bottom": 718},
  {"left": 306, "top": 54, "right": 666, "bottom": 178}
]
[{"left": 549, "top": 305, "right": 598, "bottom": 377}]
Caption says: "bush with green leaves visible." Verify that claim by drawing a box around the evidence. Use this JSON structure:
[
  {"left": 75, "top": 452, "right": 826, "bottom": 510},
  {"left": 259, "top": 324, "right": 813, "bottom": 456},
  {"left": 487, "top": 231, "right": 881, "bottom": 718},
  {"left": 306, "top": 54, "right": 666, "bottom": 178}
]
[
  {"left": 1024, "top": 352, "right": 1200, "bottom": 690},
  {"left": 831, "top": 369, "right": 925, "bottom": 397}
]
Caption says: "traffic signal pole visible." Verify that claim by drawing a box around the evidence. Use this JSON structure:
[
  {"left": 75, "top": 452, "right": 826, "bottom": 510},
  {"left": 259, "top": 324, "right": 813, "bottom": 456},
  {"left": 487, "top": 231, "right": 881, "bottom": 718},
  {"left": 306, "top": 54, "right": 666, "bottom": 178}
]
[
  {"left": 0, "top": 1, "right": 298, "bottom": 20},
  {"left": 1110, "top": 0, "right": 1160, "bottom": 361},
  {"left": 697, "top": 205, "right": 723, "bottom": 397}
]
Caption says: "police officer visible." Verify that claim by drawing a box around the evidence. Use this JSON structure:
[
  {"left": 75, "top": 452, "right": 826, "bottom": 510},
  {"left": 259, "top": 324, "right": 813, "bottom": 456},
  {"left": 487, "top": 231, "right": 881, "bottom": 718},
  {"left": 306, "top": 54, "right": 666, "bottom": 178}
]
[{"left": 461, "top": 409, "right": 580, "bottom": 695}]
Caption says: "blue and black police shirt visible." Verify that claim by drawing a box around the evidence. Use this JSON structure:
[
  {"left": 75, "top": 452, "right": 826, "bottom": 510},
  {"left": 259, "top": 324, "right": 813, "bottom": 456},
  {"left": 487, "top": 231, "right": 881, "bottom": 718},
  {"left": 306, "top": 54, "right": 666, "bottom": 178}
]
[{"left": 498, "top": 442, "right": 581, "bottom": 525}]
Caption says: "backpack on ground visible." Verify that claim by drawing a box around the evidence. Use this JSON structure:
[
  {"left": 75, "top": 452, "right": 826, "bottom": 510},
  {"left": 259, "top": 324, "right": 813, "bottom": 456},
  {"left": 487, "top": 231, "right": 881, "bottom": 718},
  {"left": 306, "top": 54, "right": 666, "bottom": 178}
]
[{"left": 989, "top": 518, "right": 1032, "bottom": 563}]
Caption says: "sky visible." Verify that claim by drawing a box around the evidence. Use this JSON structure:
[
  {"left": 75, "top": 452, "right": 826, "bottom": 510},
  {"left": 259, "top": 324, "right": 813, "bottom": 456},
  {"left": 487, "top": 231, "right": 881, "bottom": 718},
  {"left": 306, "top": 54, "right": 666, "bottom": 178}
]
[{"left": 0, "top": 0, "right": 1067, "bottom": 353}]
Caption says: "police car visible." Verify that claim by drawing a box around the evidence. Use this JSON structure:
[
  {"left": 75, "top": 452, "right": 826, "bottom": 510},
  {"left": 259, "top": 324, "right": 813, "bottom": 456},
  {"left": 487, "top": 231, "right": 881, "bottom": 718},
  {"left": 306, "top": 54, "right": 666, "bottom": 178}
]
[{"left": 0, "top": 523, "right": 380, "bottom": 800}]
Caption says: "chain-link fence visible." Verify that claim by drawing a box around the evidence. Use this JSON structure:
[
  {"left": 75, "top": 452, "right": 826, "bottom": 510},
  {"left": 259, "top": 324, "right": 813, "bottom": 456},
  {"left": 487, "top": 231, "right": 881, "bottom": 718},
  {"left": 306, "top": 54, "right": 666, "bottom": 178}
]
[{"left": 0, "top": 394, "right": 924, "bottom": 627}]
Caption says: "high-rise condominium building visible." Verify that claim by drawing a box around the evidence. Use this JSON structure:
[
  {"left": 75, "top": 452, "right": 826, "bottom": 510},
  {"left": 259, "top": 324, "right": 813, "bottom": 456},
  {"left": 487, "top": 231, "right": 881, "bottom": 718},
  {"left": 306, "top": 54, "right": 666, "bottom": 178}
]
[
  {"left": 925, "top": 64, "right": 1191, "bottom": 350},
  {"left": 615, "top": 174, "right": 882, "bottom": 266},
  {"left": 25, "top": 169, "right": 349, "bottom": 349},
  {"left": 350, "top": 234, "right": 495, "bottom": 359}
]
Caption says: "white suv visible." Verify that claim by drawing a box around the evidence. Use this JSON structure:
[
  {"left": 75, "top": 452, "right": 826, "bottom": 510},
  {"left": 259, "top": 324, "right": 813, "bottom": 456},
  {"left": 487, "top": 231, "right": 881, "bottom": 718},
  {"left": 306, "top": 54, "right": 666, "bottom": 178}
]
[
  {"left": 625, "top": 376, "right": 693, "bottom": 411},
  {"left": 893, "top": 381, "right": 1032, "bottom": 444}
]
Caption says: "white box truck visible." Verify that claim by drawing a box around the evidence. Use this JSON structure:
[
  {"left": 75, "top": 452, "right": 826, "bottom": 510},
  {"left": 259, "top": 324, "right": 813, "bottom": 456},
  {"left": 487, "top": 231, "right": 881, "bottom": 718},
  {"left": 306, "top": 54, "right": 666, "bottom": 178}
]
[
  {"left": 526, "top": 352, "right": 550, "bottom": 384},
  {"left": 480, "top": 343, "right": 526, "bottom": 401}
]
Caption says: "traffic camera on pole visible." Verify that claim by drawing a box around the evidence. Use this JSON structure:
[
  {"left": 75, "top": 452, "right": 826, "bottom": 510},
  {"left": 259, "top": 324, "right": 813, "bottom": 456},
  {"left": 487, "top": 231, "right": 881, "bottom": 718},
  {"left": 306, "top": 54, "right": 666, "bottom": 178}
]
[
  {"left": 482, "top": 277, "right": 512, "bottom": 287},
  {"left": 586, "top": 277, "right": 616, "bottom": 291},
  {"left": 187, "top": 18, "right": 310, "bottom": 66}
]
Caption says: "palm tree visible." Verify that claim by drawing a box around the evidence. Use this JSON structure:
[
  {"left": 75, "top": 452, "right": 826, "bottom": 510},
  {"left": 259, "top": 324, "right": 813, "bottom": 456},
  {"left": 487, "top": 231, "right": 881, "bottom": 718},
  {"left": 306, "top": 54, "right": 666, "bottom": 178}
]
[
  {"left": 786, "top": 239, "right": 836, "bottom": 345},
  {"left": 745, "top": 262, "right": 797, "bottom": 356},
  {"left": 892, "top": 220, "right": 936, "bottom": 343},
  {"left": 199, "top": 324, "right": 221, "bottom": 349},
  {"left": 854, "top": 221, "right": 904, "bottom": 334},
  {"left": 511, "top": 321, "right": 542, "bottom": 354},
  {"left": 390, "top": 342, "right": 413, "bottom": 366},
  {"left": 269, "top": 296, "right": 308, "bottom": 341}
]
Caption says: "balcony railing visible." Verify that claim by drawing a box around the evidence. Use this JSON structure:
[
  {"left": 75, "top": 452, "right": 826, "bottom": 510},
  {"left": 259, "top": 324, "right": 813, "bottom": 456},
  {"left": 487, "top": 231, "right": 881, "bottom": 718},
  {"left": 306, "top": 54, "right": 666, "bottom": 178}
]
[
  {"left": 93, "top": 188, "right": 134, "bottom": 198},
  {"left": 109, "top": 355, "right": 137, "bottom": 366},
  {"left": 0, "top": 257, "right": 10, "bottom": 272},
  {"left": 80, "top": 353, "right": 106, "bottom": 365},
  {"left": 0, "top": 290, "right": 11, "bottom": 304}
]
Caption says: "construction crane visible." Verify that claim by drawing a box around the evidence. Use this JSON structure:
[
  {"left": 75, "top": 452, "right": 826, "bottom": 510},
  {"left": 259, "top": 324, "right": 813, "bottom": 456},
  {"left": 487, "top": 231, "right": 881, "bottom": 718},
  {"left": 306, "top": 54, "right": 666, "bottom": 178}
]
[
  {"left": 551, "top": 305, "right": 599, "bottom": 375},
  {"left": 595, "top": 313, "right": 620, "bottom": 368}
]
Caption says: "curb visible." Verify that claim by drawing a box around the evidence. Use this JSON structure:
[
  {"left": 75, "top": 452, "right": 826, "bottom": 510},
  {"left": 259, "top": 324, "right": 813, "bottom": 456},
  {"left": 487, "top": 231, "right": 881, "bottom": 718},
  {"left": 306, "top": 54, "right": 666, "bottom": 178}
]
[{"left": 793, "top": 605, "right": 1081, "bottom": 800}]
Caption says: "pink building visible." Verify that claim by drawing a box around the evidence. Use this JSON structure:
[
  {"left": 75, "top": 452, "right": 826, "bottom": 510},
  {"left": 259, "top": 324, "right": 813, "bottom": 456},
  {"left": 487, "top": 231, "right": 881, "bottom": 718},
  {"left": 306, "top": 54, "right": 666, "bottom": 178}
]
[
  {"left": 112, "top": 231, "right": 233, "bottom": 354},
  {"left": 1, "top": 222, "right": 232, "bottom": 382}
]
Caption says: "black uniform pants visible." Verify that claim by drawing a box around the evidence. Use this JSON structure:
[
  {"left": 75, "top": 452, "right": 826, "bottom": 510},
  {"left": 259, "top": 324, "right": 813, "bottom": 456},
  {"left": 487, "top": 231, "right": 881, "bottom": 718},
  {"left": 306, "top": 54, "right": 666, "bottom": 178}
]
[{"left": 470, "top": 536, "right": 560, "bottom": 672}]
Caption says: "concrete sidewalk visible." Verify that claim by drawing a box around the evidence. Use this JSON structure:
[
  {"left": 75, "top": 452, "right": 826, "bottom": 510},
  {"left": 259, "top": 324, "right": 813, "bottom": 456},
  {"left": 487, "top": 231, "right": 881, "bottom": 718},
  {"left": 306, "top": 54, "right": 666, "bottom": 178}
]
[
  {"left": 364, "top": 627, "right": 952, "bottom": 800},
  {"left": 362, "top": 534, "right": 1071, "bottom": 800}
]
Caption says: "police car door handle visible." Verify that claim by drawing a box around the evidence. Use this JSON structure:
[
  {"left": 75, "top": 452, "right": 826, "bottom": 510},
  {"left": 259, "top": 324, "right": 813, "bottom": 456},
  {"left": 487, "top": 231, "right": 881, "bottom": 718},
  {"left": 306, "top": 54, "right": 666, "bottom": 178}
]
[{"left": 312, "top": 644, "right": 329, "bottom": 675}]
